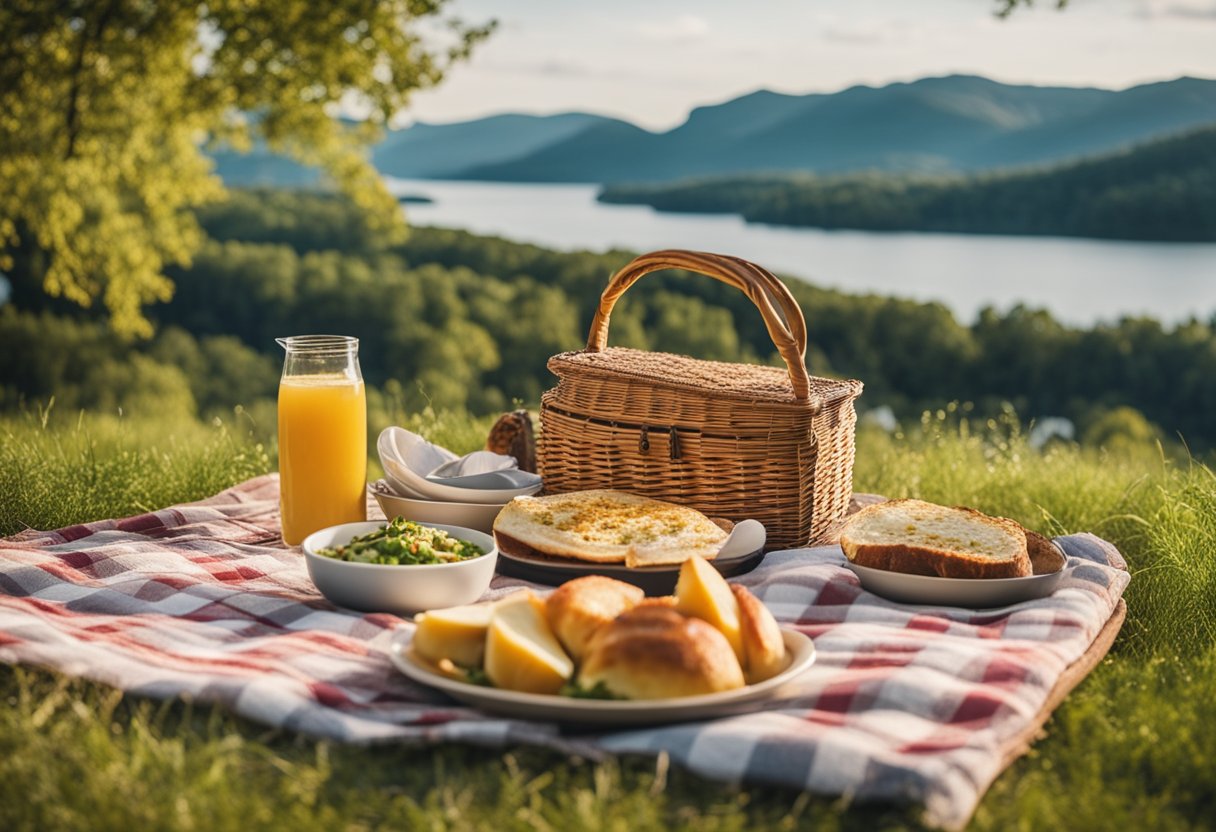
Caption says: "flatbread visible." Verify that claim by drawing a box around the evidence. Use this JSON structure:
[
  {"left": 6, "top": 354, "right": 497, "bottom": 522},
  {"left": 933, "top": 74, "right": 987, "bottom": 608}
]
[{"left": 493, "top": 490, "right": 728, "bottom": 567}]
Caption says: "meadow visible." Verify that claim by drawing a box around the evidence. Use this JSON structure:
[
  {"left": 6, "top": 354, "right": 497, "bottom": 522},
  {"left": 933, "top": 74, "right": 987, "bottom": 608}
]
[{"left": 2, "top": 406, "right": 1213, "bottom": 831}]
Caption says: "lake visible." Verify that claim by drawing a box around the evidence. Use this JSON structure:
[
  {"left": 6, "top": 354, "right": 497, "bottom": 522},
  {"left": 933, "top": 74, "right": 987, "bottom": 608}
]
[{"left": 387, "top": 178, "right": 1216, "bottom": 326}]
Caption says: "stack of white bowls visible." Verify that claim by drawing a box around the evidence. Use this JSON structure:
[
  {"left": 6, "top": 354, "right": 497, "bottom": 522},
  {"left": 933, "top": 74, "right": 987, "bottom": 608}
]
[{"left": 370, "top": 427, "right": 542, "bottom": 534}]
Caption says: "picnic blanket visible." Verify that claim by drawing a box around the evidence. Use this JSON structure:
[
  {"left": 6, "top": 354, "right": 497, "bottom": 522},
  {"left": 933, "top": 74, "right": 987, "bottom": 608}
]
[{"left": 0, "top": 474, "right": 1129, "bottom": 830}]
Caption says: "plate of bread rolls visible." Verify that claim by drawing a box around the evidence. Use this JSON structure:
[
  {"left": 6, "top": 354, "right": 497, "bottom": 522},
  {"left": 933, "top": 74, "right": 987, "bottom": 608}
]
[{"left": 389, "top": 556, "right": 815, "bottom": 724}]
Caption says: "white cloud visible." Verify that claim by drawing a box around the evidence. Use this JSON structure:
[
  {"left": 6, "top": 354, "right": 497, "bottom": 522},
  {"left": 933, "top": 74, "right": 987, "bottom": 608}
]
[
  {"left": 1134, "top": 0, "right": 1216, "bottom": 19},
  {"left": 638, "top": 14, "right": 710, "bottom": 43}
]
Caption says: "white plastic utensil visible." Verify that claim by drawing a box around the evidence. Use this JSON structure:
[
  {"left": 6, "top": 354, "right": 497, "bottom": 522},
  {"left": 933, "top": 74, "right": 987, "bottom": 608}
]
[{"left": 716, "top": 518, "right": 767, "bottom": 561}]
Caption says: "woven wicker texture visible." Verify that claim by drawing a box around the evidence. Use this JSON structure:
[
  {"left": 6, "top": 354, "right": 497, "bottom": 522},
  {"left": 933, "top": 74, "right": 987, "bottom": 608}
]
[{"left": 539, "top": 250, "right": 863, "bottom": 550}]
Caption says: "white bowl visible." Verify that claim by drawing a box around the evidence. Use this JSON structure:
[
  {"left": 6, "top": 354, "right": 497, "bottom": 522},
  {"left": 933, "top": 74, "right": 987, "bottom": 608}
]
[
  {"left": 372, "top": 487, "right": 507, "bottom": 534},
  {"left": 378, "top": 428, "right": 541, "bottom": 505},
  {"left": 301, "top": 521, "right": 498, "bottom": 615}
]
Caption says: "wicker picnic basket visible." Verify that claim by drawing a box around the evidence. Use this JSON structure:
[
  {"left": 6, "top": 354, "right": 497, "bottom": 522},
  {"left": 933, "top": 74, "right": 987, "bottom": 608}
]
[{"left": 538, "top": 249, "right": 863, "bottom": 550}]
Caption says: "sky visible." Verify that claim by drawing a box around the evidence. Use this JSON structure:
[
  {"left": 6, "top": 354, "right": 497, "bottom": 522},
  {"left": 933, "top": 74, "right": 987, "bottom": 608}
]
[{"left": 398, "top": 0, "right": 1216, "bottom": 130}]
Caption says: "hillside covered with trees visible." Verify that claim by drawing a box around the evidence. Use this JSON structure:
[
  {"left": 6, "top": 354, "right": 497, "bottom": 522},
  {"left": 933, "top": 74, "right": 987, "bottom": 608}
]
[
  {"left": 2, "top": 189, "right": 1214, "bottom": 450},
  {"left": 599, "top": 126, "right": 1216, "bottom": 243}
]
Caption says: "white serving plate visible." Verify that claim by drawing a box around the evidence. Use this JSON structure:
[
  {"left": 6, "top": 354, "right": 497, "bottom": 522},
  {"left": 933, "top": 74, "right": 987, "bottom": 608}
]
[
  {"left": 843, "top": 561, "right": 1064, "bottom": 608},
  {"left": 388, "top": 627, "right": 815, "bottom": 725},
  {"left": 302, "top": 521, "right": 498, "bottom": 615}
]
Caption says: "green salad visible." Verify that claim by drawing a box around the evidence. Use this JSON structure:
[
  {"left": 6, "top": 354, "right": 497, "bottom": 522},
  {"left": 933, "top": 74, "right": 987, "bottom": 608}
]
[{"left": 317, "top": 517, "right": 485, "bottom": 565}]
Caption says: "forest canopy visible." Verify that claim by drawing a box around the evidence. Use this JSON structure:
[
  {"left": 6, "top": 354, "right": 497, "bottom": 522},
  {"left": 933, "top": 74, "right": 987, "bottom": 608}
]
[{"left": 3, "top": 189, "right": 1214, "bottom": 450}]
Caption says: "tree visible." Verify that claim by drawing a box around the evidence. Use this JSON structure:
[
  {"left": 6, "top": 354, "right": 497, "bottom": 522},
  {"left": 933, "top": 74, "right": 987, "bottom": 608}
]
[{"left": 0, "top": 1, "right": 493, "bottom": 337}]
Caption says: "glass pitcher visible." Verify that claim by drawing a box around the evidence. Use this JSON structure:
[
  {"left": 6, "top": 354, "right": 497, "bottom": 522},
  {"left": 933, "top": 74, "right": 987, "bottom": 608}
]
[{"left": 276, "top": 335, "right": 367, "bottom": 545}]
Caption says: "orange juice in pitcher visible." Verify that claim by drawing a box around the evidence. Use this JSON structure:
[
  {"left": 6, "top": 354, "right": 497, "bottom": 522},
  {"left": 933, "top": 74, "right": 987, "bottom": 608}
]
[{"left": 276, "top": 335, "right": 367, "bottom": 545}]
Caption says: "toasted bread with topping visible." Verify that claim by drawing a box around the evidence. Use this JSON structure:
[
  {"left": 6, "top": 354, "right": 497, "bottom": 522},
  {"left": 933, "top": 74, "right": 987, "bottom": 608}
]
[
  {"left": 840, "top": 499, "right": 1031, "bottom": 579},
  {"left": 493, "top": 490, "right": 727, "bottom": 567}
]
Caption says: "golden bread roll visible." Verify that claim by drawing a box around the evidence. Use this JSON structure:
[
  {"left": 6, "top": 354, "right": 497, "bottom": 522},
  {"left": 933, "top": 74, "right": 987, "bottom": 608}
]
[
  {"left": 634, "top": 595, "right": 679, "bottom": 609},
  {"left": 578, "top": 605, "right": 745, "bottom": 699},
  {"left": 730, "top": 584, "right": 786, "bottom": 683},
  {"left": 545, "top": 575, "right": 644, "bottom": 661}
]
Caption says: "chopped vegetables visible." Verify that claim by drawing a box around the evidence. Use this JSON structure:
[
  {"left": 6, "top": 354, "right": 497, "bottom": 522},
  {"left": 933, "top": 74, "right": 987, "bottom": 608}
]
[{"left": 317, "top": 517, "right": 484, "bottom": 565}]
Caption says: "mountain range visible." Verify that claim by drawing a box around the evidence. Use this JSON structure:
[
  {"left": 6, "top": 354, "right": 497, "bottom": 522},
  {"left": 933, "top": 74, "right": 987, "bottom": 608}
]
[
  {"left": 597, "top": 125, "right": 1216, "bottom": 242},
  {"left": 211, "top": 74, "right": 1216, "bottom": 186}
]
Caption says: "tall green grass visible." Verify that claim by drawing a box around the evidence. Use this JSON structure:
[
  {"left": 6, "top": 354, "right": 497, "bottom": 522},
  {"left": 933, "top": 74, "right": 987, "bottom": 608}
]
[
  {"left": 2, "top": 406, "right": 1214, "bottom": 830},
  {"left": 0, "top": 402, "right": 495, "bottom": 535}
]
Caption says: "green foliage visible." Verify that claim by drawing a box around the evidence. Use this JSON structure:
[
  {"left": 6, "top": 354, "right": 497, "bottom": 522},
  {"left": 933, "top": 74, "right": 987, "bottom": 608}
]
[
  {"left": 0, "top": 1, "right": 493, "bottom": 337},
  {"left": 0, "top": 306, "right": 276, "bottom": 418},
  {"left": 1082, "top": 406, "right": 1161, "bottom": 452},
  {"left": 599, "top": 125, "right": 1216, "bottom": 243},
  {"left": 5, "top": 188, "right": 1216, "bottom": 449}
]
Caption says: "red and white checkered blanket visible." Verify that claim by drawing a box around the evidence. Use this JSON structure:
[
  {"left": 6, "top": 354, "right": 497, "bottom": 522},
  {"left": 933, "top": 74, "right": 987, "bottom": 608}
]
[{"left": 0, "top": 474, "right": 1128, "bottom": 829}]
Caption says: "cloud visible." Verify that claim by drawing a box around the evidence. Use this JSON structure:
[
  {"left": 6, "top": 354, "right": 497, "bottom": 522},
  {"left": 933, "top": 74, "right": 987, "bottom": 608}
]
[
  {"left": 1134, "top": 0, "right": 1216, "bottom": 20},
  {"left": 638, "top": 14, "right": 710, "bottom": 43},
  {"left": 477, "top": 58, "right": 600, "bottom": 78},
  {"left": 817, "top": 14, "right": 919, "bottom": 46},
  {"left": 525, "top": 60, "right": 597, "bottom": 77}
]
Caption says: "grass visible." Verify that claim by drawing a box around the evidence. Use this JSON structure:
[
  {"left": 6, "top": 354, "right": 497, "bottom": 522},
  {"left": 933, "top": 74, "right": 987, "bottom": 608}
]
[{"left": 2, "top": 405, "right": 1214, "bottom": 831}]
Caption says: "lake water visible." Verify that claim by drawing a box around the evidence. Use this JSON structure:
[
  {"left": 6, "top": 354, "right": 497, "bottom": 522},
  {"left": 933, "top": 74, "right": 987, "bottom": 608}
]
[{"left": 387, "top": 178, "right": 1216, "bottom": 326}]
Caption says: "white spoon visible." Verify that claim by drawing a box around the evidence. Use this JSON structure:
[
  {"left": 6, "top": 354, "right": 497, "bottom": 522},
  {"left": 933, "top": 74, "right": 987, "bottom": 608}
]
[{"left": 717, "top": 519, "right": 767, "bottom": 561}]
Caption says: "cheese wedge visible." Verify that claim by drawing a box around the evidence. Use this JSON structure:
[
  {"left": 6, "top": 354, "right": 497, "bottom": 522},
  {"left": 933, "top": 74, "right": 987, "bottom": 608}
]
[
  {"left": 675, "top": 556, "right": 744, "bottom": 664},
  {"left": 731, "top": 584, "right": 786, "bottom": 683},
  {"left": 484, "top": 593, "right": 574, "bottom": 694},
  {"left": 413, "top": 602, "right": 496, "bottom": 668}
]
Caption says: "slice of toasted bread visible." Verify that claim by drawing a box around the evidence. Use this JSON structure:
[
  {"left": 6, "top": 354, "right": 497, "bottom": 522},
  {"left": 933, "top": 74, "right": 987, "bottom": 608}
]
[
  {"left": 1025, "top": 529, "right": 1066, "bottom": 575},
  {"left": 493, "top": 490, "right": 726, "bottom": 566},
  {"left": 840, "top": 499, "right": 1031, "bottom": 579}
]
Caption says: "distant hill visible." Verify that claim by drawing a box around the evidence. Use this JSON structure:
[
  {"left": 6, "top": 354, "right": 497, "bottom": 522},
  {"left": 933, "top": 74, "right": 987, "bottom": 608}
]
[
  {"left": 371, "top": 112, "right": 615, "bottom": 178},
  {"left": 210, "top": 75, "right": 1216, "bottom": 187},
  {"left": 210, "top": 146, "right": 321, "bottom": 188},
  {"left": 597, "top": 125, "right": 1216, "bottom": 242},
  {"left": 212, "top": 112, "right": 619, "bottom": 186}
]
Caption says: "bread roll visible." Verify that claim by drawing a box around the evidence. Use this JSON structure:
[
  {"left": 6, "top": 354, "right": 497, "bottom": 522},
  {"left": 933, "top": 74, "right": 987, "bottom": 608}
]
[
  {"left": 634, "top": 595, "right": 679, "bottom": 609},
  {"left": 841, "top": 499, "right": 1031, "bottom": 579},
  {"left": 730, "top": 584, "right": 786, "bottom": 683},
  {"left": 579, "top": 605, "right": 745, "bottom": 699},
  {"left": 545, "top": 575, "right": 644, "bottom": 661}
]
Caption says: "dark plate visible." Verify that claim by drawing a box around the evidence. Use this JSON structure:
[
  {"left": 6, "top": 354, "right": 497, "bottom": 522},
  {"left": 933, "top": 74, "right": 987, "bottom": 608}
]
[{"left": 494, "top": 546, "right": 767, "bottom": 595}]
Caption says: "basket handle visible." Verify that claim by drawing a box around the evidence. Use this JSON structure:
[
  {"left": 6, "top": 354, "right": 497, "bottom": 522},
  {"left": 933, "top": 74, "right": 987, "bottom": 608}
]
[{"left": 585, "top": 249, "right": 814, "bottom": 402}]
